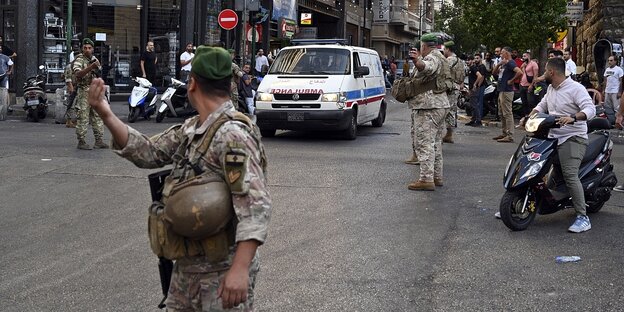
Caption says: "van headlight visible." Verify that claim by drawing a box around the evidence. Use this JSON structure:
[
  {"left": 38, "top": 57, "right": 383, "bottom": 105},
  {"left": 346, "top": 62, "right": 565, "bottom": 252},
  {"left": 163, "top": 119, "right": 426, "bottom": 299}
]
[
  {"left": 256, "top": 92, "right": 272, "bottom": 101},
  {"left": 321, "top": 93, "right": 339, "bottom": 102}
]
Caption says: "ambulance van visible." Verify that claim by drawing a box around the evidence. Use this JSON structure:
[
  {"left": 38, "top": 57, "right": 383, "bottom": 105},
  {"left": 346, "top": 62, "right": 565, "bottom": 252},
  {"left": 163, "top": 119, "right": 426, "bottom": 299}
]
[{"left": 255, "top": 40, "right": 387, "bottom": 140}]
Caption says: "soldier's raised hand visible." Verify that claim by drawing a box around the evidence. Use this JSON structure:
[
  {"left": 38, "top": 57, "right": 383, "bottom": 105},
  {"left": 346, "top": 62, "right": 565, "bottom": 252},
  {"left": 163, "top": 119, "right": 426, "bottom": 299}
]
[{"left": 88, "top": 78, "right": 110, "bottom": 115}]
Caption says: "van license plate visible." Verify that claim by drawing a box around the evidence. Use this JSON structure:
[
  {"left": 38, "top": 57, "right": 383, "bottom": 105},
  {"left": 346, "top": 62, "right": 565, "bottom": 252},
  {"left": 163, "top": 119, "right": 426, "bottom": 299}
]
[
  {"left": 27, "top": 100, "right": 39, "bottom": 106},
  {"left": 287, "top": 112, "right": 304, "bottom": 121}
]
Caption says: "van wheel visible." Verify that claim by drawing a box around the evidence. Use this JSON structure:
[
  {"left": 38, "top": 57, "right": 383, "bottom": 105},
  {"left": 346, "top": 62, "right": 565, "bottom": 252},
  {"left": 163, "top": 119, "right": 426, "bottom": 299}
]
[
  {"left": 260, "top": 128, "right": 276, "bottom": 137},
  {"left": 371, "top": 101, "right": 386, "bottom": 127},
  {"left": 342, "top": 110, "right": 357, "bottom": 140}
]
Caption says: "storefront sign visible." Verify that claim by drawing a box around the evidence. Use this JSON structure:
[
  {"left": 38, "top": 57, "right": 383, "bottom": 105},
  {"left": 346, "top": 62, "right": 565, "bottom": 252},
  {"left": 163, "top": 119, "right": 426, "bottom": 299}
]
[
  {"left": 566, "top": 2, "right": 584, "bottom": 22},
  {"left": 298, "top": 27, "right": 317, "bottom": 39},
  {"left": 95, "top": 33, "right": 106, "bottom": 41},
  {"left": 246, "top": 24, "right": 262, "bottom": 42},
  {"left": 301, "top": 13, "right": 312, "bottom": 25},
  {"left": 372, "top": 0, "right": 390, "bottom": 23},
  {"left": 280, "top": 18, "right": 297, "bottom": 39}
]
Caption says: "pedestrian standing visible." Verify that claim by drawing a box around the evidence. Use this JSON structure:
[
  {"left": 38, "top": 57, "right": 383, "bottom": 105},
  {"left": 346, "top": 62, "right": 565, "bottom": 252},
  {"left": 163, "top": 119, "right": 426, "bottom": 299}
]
[
  {"left": 63, "top": 52, "right": 80, "bottom": 128},
  {"left": 407, "top": 34, "right": 451, "bottom": 191},
  {"left": 86, "top": 46, "right": 271, "bottom": 310},
  {"left": 442, "top": 41, "right": 465, "bottom": 144},
  {"left": 511, "top": 50, "right": 524, "bottom": 90},
  {"left": 73, "top": 38, "right": 108, "bottom": 150},
  {"left": 564, "top": 50, "right": 577, "bottom": 80},
  {"left": 254, "top": 49, "right": 269, "bottom": 76},
  {"left": 179, "top": 42, "right": 194, "bottom": 83},
  {"left": 389, "top": 57, "right": 397, "bottom": 85},
  {"left": 466, "top": 53, "right": 487, "bottom": 127},
  {"left": 141, "top": 41, "right": 158, "bottom": 85},
  {"left": 0, "top": 46, "right": 13, "bottom": 89},
  {"left": 0, "top": 35, "right": 16, "bottom": 59},
  {"left": 517, "top": 51, "right": 539, "bottom": 127},
  {"left": 492, "top": 47, "right": 523, "bottom": 143},
  {"left": 602, "top": 55, "right": 623, "bottom": 123},
  {"left": 239, "top": 63, "right": 255, "bottom": 115}
]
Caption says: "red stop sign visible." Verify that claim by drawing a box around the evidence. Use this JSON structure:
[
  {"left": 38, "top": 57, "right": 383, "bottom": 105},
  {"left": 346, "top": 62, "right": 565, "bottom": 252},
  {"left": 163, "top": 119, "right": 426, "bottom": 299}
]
[{"left": 218, "top": 9, "right": 238, "bottom": 30}]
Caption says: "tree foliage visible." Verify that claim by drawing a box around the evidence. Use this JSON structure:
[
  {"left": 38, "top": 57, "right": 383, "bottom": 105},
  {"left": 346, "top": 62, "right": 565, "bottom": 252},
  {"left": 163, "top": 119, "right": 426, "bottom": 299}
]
[{"left": 437, "top": 0, "right": 568, "bottom": 53}]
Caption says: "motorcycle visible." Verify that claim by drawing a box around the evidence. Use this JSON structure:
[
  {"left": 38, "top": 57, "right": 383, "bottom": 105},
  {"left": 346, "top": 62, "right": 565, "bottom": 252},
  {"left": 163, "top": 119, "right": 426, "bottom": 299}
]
[
  {"left": 22, "top": 65, "right": 48, "bottom": 122},
  {"left": 499, "top": 113, "right": 617, "bottom": 231},
  {"left": 155, "top": 78, "right": 195, "bottom": 123},
  {"left": 128, "top": 77, "right": 157, "bottom": 123}
]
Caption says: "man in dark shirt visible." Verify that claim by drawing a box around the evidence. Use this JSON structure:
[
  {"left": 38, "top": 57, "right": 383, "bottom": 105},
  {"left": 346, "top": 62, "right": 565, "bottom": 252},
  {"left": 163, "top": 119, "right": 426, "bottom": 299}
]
[
  {"left": 466, "top": 54, "right": 488, "bottom": 127},
  {"left": 140, "top": 41, "right": 157, "bottom": 84},
  {"left": 239, "top": 63, "right": 254, "bottom": 115},
  {"left": 0, "top": 35, "right": 16, "bottom": 59},
  {"left": 492, "top": 46, "right": 523, "bottom": 142}
]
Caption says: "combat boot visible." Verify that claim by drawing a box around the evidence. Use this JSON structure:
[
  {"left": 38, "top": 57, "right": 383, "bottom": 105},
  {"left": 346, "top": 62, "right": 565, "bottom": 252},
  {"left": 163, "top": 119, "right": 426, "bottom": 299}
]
[
  {"left": 94, "top": 139, "right": 109, "bottom": 149},
  {"left": 77, "top": 140, "right": 93, "bottom": 150},
  {"left": 443, "top": 128, "right": 454, "bottom": 143},
  {"left": 407, "top": 180, "right": 435, "bottom": 191},
  {"left": 434, "top": 178, "right": 443, "bottom": 187},
  {"left": 404, "top": 154, "right": 419, "bottom": 165},
  {"left": 65, "top": 119, "right": 76, "bottom": 128}
]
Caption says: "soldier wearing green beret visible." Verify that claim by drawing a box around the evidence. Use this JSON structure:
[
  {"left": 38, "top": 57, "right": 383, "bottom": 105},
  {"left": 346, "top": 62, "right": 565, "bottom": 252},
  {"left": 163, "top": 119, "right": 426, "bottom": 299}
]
[
  {"left": 229, "top": 49, "right": 244, "bottom": 111},
  {"left": 86, "top": 46, "right": 271, "bottom": 311},
  {"left": 407, "top": 33, "right": 452, "bottom": 191},
  {"left": 73, "top": 38, "right": 107, "bottom": 150},
  {"left": 442, "top": 40, "right": 466, "bottom": 144}
]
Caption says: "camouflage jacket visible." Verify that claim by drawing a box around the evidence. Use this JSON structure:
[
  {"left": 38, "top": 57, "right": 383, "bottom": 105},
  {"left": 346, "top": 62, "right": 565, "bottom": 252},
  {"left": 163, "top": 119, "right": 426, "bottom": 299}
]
[
  {"left": 448, "top": 53, "right": 466, "bottom": 90},
  {"left": 64, "top": 63, "right": 74, "bottom": 84},
  {"left": 231, "top": 62, "right": 243, "bottom": 94},
  {"left": 113, "top": 100, "right": 271, "bottom": 271},
  {"left": 407, "top": 49, "right": 451, "bottom": 110},
  {"left": 73, "top": 54, "right": 100, "bottom": 90}
]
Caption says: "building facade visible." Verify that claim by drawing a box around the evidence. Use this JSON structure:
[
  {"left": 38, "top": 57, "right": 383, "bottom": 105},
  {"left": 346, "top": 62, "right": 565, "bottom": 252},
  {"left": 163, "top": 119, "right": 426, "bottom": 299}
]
[{"left": 574, "top": 0, "right": 624, "bottom": 85}]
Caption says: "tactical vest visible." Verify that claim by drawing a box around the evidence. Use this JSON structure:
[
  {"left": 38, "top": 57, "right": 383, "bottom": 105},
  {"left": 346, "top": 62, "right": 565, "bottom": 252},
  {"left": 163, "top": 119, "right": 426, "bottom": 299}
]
[
  {"left": 74, "top": 55, "right": 99, "bottom": 89},
  {"left": 450, "top": 56, "right": 466, "bottom": 85},
  {"left": 148, "top": 111, "right": 267, "bottom": 262},
  {"left": 430, "top": 51, "right": 453, "bottom": 94}
]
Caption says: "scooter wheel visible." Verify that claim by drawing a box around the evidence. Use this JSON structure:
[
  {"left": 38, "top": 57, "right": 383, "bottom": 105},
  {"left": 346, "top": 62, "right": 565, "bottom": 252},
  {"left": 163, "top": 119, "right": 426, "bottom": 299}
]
[
  {"left": 499, "top": 189, "right": 536, "bottom": 231},
  {"left": 156, "top": 112, "right": 165, "bottom": 123},
  {"left": 128, "top": 107, "right": 139, "bottom": 123}
]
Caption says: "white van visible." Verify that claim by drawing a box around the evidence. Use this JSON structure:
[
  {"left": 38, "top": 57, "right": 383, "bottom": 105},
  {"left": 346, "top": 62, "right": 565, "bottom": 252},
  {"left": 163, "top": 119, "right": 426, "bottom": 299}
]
[{"left": 255, "top": 41, "right": 387, "bottom": 139}]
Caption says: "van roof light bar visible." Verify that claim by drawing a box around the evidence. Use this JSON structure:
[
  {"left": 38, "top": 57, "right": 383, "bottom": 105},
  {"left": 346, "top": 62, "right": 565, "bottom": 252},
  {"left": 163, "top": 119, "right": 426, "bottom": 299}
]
[{"left": 291, "top": 39, "right": 348, "bottom": 46}]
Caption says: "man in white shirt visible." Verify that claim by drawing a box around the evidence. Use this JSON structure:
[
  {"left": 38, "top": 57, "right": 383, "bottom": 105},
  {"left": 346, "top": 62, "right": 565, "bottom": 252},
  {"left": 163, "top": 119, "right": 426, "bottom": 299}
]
[
  {"left": 532, "top": 58, "right": 595, "bottom": 233},
  {"left": 179, "top": 42, "right": 194, "bottom": 82},
  {"left": 254, "top": 49, "right": 269, "bottom": 76},
  {"left": 563, "top": 50, "right": 577, "bottom": 79},
  {"left": 603, "top": 56, "right": 623, "bottom": 123}
]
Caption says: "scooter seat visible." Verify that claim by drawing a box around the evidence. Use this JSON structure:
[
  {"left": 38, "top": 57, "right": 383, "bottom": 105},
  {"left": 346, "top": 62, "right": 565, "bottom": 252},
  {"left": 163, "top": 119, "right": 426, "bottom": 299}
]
[{"left": 582, "top": 133, "right": 607, "bottom": 164}]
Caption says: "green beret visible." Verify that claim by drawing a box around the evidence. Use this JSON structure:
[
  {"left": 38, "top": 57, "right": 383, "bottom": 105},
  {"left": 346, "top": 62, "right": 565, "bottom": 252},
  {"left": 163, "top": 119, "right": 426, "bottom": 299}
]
[
  {"left": 444, "top": 41, "right": 455, "bottom": 48},
  {"left": 191, "top": 46, "right": 232, "bottom": 80},
  {"left": 421, "top": 33, "right": 438, "bottom": 43},
  {"left": 413, "top": 40, "right": 421, "bottom": 48},
  {"left": 82, "top": 38, "right": 94, "bottom": 47}
]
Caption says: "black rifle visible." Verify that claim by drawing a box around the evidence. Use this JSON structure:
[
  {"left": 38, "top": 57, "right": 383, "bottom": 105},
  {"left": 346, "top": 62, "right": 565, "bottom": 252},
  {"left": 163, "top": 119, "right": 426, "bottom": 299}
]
[{"left": 148, "top": 169, "right": 174, "bottom": 309}]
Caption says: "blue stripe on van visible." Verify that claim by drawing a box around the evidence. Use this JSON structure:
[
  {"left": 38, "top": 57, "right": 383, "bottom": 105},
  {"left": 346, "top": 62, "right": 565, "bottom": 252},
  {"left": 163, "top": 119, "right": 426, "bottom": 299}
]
[
  {"left": 344, "top": 87, "right": 385, "bottom": 100},
  {"left": 344, "top": 90, "right": 362, "bottom": 100}
]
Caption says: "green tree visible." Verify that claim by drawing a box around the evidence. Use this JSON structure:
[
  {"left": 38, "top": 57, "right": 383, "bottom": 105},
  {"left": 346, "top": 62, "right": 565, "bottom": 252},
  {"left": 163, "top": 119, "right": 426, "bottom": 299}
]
[
  {"left": 434, "top": 3, "right": 481, "bottom": 55},
  {"left": 454, "top": 0, "right": 568, "bottom": 53}
]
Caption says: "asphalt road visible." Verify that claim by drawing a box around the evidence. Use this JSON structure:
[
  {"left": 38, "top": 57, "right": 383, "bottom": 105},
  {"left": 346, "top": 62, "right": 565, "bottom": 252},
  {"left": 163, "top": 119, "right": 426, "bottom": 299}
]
[{"left": 1, "top": 97, "right": 624, "bottom": 311}]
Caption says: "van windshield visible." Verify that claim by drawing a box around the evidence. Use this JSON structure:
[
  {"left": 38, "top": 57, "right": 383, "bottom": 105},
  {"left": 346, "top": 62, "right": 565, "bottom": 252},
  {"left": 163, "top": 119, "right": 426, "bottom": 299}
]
[{"left": 269, "top": 48, "right": 351, "bottom": 75}]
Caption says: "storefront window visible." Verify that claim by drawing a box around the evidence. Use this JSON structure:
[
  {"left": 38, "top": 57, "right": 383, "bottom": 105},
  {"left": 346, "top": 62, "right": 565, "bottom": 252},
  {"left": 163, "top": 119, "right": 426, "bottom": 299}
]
[
  {"left": 205, "top": 1, "right": 223, "bottom": 46},
  {"left": 148, "top": 0, "right": 181, "bottom": 88},
  {"left": 87, "top": 2, "right": 141, "bottom": 91}
]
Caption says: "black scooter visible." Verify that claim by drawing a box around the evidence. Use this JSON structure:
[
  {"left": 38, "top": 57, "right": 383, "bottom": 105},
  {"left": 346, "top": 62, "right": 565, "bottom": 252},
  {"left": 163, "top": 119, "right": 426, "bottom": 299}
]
[{"left": 499, "top": 113, "right": 617, "bottom": 231}]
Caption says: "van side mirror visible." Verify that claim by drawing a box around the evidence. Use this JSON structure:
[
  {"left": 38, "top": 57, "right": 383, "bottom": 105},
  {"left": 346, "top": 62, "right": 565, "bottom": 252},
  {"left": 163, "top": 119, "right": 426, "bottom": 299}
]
[{"left": 355, "top": 66, "right": 369, "bottom": 77}]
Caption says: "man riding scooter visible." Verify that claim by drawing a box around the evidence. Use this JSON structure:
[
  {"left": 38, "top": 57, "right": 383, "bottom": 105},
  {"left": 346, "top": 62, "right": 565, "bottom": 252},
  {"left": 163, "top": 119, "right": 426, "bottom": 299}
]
[{"left": 497, "top": 58, "right": 595, "bottom": 233}]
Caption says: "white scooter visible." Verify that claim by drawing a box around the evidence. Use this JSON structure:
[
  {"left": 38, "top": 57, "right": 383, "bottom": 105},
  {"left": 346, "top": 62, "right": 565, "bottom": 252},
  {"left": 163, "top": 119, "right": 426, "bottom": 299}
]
[
  {"left": 128, "top": 77, "right": 157, "bottom": 123},
  {"left": 155, "top": 78, "right": 195, "bottom": 123}
]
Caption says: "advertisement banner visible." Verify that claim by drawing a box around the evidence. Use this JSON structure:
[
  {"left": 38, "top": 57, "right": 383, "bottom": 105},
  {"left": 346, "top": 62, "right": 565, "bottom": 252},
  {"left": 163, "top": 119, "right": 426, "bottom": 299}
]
[
  {"left": 372, "top": 0, "right": 390, "bottom": 23},
  {"left": 280, "top": 18, "right": 297, "bottom": 39},
  {"left": 272, "top": 0, "right": 297, "bottom": 21}
]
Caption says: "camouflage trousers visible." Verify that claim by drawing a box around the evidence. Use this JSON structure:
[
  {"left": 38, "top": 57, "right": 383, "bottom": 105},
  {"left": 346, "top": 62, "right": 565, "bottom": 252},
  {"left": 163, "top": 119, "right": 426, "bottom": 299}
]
[
  {"left": 165, "top": 260, "right": 259, "bottom": 312},
  {"left": 445, "top": 91, "right": 459, "bottom": 128},
  {"left": 75, "top": 88, "right": 104, "bottom": 141},
  {"left": 410, "top": 109, "right": 418, "bottom": 154},
  {"left": 413, "top": 108, "right": 448, "bottom": 182}
]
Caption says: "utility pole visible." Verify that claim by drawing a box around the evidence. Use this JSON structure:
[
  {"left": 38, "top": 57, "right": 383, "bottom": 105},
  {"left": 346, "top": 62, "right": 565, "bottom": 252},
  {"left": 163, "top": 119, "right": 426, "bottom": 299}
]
[{"left": 66, "top": 0, "right": 72, "bottom": 61}]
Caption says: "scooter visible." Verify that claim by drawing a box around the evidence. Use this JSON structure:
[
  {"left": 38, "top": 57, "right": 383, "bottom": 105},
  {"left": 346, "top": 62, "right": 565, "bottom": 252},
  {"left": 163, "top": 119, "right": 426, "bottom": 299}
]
[
  {"left": 128, "top": 77, "right": 157, "bottom": 123},
  {"left": 155, "top": 78, "right": 195, "bottom": 123},
  {"left": 22, "top": 65, "right": 48, "bottom": 122},
  {"left": 499, "top": 113, "right": 617, "bottom": 231}
]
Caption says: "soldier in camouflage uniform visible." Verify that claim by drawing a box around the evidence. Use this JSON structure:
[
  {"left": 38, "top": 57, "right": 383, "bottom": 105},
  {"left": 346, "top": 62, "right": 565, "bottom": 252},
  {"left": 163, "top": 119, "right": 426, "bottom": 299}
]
[
  {"left": 442, "top": 41, "right": 465, "bottom": 144},
  {"left": 73, "top": 38, "right": 108, "bottom": 150},
  {"left": 407, "top": 34, "right": 451, "bottom": 191},
  {"left": 87, "top": 46, "right": 271, "bottom": 311},
  {"left": 405, "top": 46, "right": 420, "bottom": 166},
  {"left": 229, "top": 49, "right": 244, "bottom": 111},
  {"left": 63, "top": 52, "right": 80, "bottom": 128}
]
